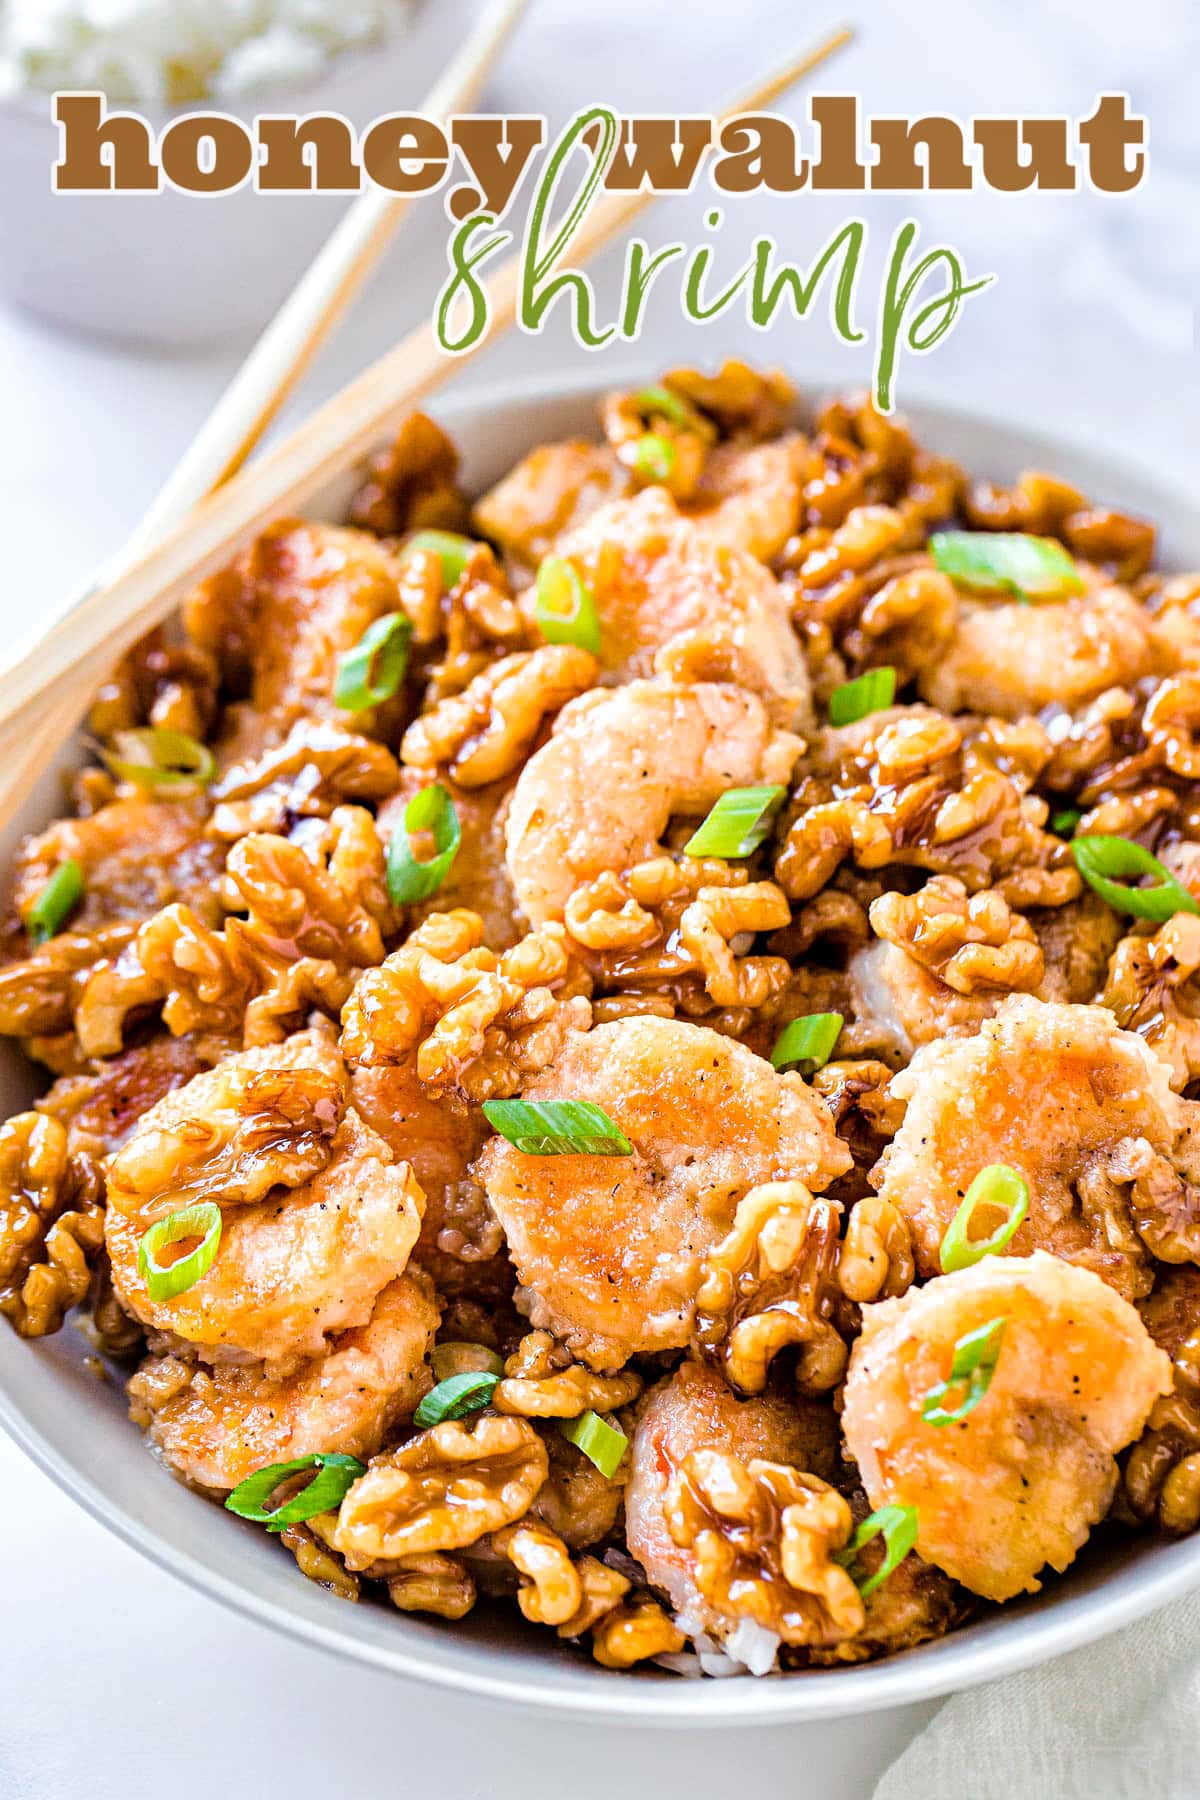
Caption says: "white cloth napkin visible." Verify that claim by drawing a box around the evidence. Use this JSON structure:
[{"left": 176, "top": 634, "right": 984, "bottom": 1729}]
[{"left": 873, "top": 1591, "right": 1200, "bottom": 1800}]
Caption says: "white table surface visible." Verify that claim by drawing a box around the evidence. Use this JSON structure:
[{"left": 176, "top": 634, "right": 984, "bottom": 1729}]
[{"left": 0, "top": 3, "right": 1194, "bottom": 1796}]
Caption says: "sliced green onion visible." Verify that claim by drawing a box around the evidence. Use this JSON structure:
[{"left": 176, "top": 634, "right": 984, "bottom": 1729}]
[
  {"left": 431, "top": 1341, "right": 505, "bottom": 1382},
  {"left": 834, "top": 1504, "right": 919, "bottom": 1599},
  {"left": 1051, "top": 807, "right": 1082, "bottom": 837},
  {"left": 560, "top": 1410, "right": 628, "bottom": 1479},
  {"left": 27, "top": 859, "right": 84, "bottom": 945},
  {"left": 402, "top": 529, "right": 475, "bottom": 589},
  {"left": 771, "top": 1011, "right": 843, "bottom": 1076},
  {"left": 631, "top": 433, "right": 676, "bottom": 482},
  {"left": 534, "top": 555, "right": 601, "bottom": 655},
  {"left": 828, "top": 666, "right": 897, "bottom": 727},
  {"left": 683, "top": 784, "right": 785, "bottom": 859},
  {"left": 482, "top": 1098, "right": 633, "bottom": 1156},
  {"left": 386, "top": 783, "right": 461, "bottom": 907},
  {"left": 1071, "top": 834, "right": 1200, "bottom": 923},
  {"left": 921, "top": 1316, "right": 1008, "bottom": 1428},
  {"left": 102, "top": 727, "right": 214, "bottom": 792},
  {"left": 334, "top": 611, "right": 412, "bottom": 711},
  {"left": 635, "top": 383, "right": 700, "bottom": 432},
  {"left": 939, "top": 1165, "right": 1029, "bottom": 1274},
  {"left": 930, "top": 531, "right": 1084, "bottom": 600},
  {"left": 137, "top": 1201, "right": 222, "bottom": 1303},
  {"left": 414, "top": 1370, "right": 500, "bottom": 1428},
  {"left": 225, "top": 1452, "right": 365, "bottom": 1531}
]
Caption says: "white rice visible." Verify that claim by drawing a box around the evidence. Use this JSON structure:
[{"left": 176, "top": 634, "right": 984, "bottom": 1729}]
[
  {"left": 657, "top": 1604, "right": 783, "bottom": 1679},
  {"left": 0, "top": 0, "right": 414, "bottom": 103}
]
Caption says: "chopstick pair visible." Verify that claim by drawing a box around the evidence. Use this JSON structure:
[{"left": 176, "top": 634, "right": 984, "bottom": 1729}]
[{"left": 0, "top": 21, "right": 854, "bottom": 826}]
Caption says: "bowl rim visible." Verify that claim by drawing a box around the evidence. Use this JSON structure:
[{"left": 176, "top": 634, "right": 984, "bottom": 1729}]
[{"left": 2, "top": 367, "right": 1200, "bottom": 1725}]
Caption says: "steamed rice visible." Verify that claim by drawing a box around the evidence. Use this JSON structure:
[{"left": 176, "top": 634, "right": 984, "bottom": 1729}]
[{"left": 0, "top": 0, "right": 414, "bottom": 103}]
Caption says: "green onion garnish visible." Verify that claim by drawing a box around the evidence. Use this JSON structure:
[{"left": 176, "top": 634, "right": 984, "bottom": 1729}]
[
  {"left": 631, "top": 433, "right": 676, "bottom": 482},
  {"left": 1071, "top": 834, "right": 1200, "bottom": 923},
  {"left": 828, "top": 666, "right": 897, "bottom": 727},
  {"left": 560, "top": 1411, "right": 628, "bottom": 1479},
  {"left": 1051, "top": 808, "right": 1082, "bottom": 837},
  {"left": 431, "top": 1341, "right": 505, "bottom": 1382},
  {"left": 402, "top": 529, "right": 475, "bottom": 589},
  {"left": 102, "top": 727, "right": 214, "bottom": 792},
  {"left": 683, "top": 785, "right": 785, "bottom": 859},
  {"left": 137, "top": 1201, "right": 222, "bottom": 1303},
  {"left": 834, "top": 1503, "right": 919, "bottom": 1599},
  {"left": 334, "top": 611, "right": 412, "bottom": 712},
  {"left": 930, "top": 531, "right": 1084, "bottom": 601},
  {"left": 635, "top": 384, "right": 695, "bottom": 430},
  {"left": 414, "top": 1370, "right": 500, "bottom": 1429},
  {"left": 386, "top": 783, "right": 461, "bottom": 907},
  {"left": 225, "top": 1452, "right": 365, "bottom": 1531},
  {"left": 27, "top": 858, "right": 84, "bottom": 945},
  {"left": 939, "top": 1165, "right": 1029, "bottom": 1274},
  {"left": 534, "top": 555, "right": 601, "bottom": 655},
  {"left": 921, "top": 1316, "right": 1008, "bottom": 1428},
  {"left": 770, "top": 1011, "right": 843, "bottom": 1075},
  {"left": 482, "top": 1098, "right": 633, "bottom": 1156}
]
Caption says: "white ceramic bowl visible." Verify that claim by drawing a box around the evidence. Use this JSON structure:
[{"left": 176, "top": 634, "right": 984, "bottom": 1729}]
[
  {"left": 2, "top": 375, "right": 1199, "bottom": 1724},
  {"left": 0, "top": 2, "right": 452, "bottom": 346}
]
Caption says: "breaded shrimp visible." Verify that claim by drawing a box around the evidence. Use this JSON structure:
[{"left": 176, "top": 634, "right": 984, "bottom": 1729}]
[
  {"left": 505, "top": 679, "right": 802, "bottom": 927},
  {"left": 376, "top": 771, "right": 518, "bottom": 952},
  {"left": 131, "top": 1269, "right": 439, "bottom": 1492},
  {"left": 625, "top": 1360, "right": 838, "bottom": 1632},
  {"left": 554, "top": 489, "right": 810, "bottom": 727},
  {"left": 921, "top": 580, "right": 1153, "bottom": 720},
  {"left": 680, "top": 433, "right": 808, "bottom": 561},
  {"left": 841, "top": 1252, "right": 1171, "bottom": 1601},
  {"left": 874, "top": 996, "right": 1200, "bottom": 1299},
  {"left": 472, "top": 439, "right": 633, "bottom": 572},
  {"left": 476, "top": 1014, "right": 851, "bottom": 1367},
  {"left": 106, "top": 1032, "right": 424, "bottom": 1369}
]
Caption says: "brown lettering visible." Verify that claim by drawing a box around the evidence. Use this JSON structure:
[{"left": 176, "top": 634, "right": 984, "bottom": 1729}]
[
  {"left": 448, "top": 117, "right": 545, "bottom": 220},
  {"left": 598, "top": 117, "right": 711, "bottom": 192},
  {"left": 258, "top": 115, "right": 359, "bottom": 190},
  {"left": 975, "top": 118, "right": 1075, "bottom": 191},
  {"left": 362, "top": 115, "right": 449, "bottom": 195},
  {"left": 714, "top": 114, "right": 808, "bottom": 192},
  {"left": 160, "top": 114, "right": 252, "bottom": 193},
  {"left": 810, "top": 96, "right": 865, "bottom": 190},
  {"left": 1080, "top": 93, "right": 1146, "bottom": 192},
  {"left": 53, "top": 93, "right": 158, "bottom": 191},
  {"left": 871, "top": 117, "right": 971, "bottom": 190}
]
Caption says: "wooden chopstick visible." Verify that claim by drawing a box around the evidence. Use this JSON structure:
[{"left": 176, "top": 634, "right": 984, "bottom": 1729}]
[
  {"left": 0, "top": 23, "right": 852, "bottom": 809},
  {"left": 0, "top": 0, "right": 528, "bottom": 808}
]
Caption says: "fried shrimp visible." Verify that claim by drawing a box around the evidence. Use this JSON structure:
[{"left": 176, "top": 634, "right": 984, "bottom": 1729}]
[
  {"left": 873, "top": 996, "right": 1200, "bottom": 1299},
  {"left": 841, "top": 1253, "right": 1171, "bottom": 1601},
  {"left": 920, "top": 580, "right": 1153, "bottom": 719},
  {"left": 130, "top": 1269, "right": 439, "bottom": 1492},
  {"left": 554, "top": 489, "right": 811, "bottom": 727},
  {"left": 625, "top": 1361, "right": 837, "bottom": 1634},
  {"left": 505, "top": 679, "right": 802, "bottom": 927},
  {"left": 477, "top": 1014, "right": 851, "bottom": 1368},
  {"left": 105, "top": 1032, "right": 425, "bottom": 1369}
]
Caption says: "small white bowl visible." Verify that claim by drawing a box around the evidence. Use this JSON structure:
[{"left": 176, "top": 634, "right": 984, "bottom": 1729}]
[
  {"left": 0, "top": 3, "right": 452, "bottom": 346},
  {"left": 2, "top": 373, "right": 1199, "bottom": 1723}
]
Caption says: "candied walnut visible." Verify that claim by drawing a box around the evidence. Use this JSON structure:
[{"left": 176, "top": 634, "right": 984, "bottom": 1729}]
[
  {"left": 0, "top": 1113, "right": 105, "bottom": 1338},
  {"left": 666, "top": 1450, "right": 863, "bottom": 1647},
  {"left": 963, "top": 467, "right": 1084, "bottom": 534},
  {"left": 385, "top": 1553, "right": 477, "bottom": 1620},
  {"left": 805, "top": 1491, "right": 965, "bottom": 1666},
  {"left": 694, "top": 1182, "right": 847, "bottom": 1395},
  {"left": 494, "top": 1519, "right": 584, "bottom": 1625},
  {"left": 837, "top": 1193, "right": 915, "bottom": 1304},
  {"left": 870, "top": 878, "right": 1044, "bottom": 996},
  {"left": 602, "top": 382, "right": 715, "bottom": 499},
  {"left": 226, "top": 808, "right": 395, "bottom": 968},
  {"left": 1101, "top": 912, "right": 1200, "bottom": 1091},
  {"left": 1143, "top": 674, "right": 1200, "bottom": 781},
  {"left": 378, "top": 771, "right": 519, "bottom": 953},
  {"left": 1077, "top": 1135, "right": 1200, "bottom": 1269},
  {"left": 106, "top": 1036, "right": 345, "bottom": 1216},
  {"left": 280, "top": 1523, "right": 360, "bottom": 1603},
  {"left": 1063, "top": 506, "right": 1155, "bottom": 582},
  {"left": 811, "top": 1058, "right": 905, "bottom": 1197},
  {"left": 775, "top": 709, "right": 1075, "bottom": 908},
  {"left": 90, "top": 628, "right": 220, "bottom": 743},
  {"left": 565, "top": 856, "right": 789, "bottom": 1025},
  {"left": 340, "top": 909, "right": 590, "bottom": 1102},
  {"left": 0, "top": 922, "right": 136, "bottom": 1045},
  {"left": 333, "top": 1416, "right": 548, "bottom": 1562},
  {"left": 662, "top": 360, "right": 794, "bottom": 441},
  {"left": 1128, "top": 1268, "right": 1200, "bottom": 1533},
  {"left": 208, "top": 722, "right": 400, "bottom": 840},
  {"left": 591, "top": 1593, "right": 685, "bottom": 1668},
  {"left": 346, "top": 412, "right": 468, "bottom": 537},
  {"left": 401, "top": 646, "right": 597, "bottom": 788},
  {"left": 493, "top": 1331, "right": 642, "bottom": 1419}
]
